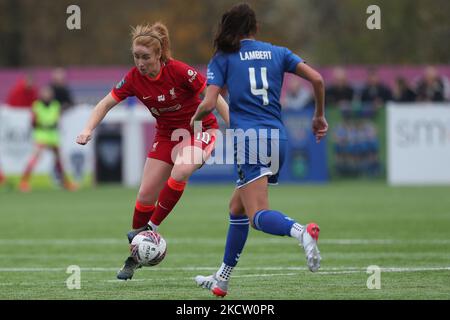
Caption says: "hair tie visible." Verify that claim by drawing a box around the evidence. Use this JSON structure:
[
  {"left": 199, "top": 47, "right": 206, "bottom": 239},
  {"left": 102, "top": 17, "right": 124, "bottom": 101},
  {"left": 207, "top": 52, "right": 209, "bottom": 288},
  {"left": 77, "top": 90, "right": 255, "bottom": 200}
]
[{"left": 133, "top": 33, "right": 162, "bottom": 46}]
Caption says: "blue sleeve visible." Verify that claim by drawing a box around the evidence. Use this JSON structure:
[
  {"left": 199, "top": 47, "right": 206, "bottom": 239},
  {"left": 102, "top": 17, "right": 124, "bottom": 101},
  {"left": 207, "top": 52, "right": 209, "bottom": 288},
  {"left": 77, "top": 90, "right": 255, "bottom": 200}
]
[
  {"left": 283, "top": 47, "right": 303, "bottom": 74},
  {"left": 206, "top": 54, "right": 226, "bottom": 87}
]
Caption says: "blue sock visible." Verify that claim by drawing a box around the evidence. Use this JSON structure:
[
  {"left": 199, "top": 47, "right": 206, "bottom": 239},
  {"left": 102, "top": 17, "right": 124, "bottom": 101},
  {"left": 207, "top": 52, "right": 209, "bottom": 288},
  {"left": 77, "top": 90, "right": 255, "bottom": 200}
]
[
  {"left": 253, "top": 209, "right": 296, "bottom": 236},
  {"left": 223, "top": 213, "right": 249, "bottom": 267}
]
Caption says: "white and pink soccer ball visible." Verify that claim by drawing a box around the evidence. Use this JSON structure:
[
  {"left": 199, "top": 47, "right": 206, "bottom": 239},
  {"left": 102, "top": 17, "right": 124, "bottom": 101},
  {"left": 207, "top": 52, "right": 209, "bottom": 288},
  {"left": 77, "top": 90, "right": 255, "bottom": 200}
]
[{"left": 130, "top": 231, "right": 167, "bottom": 267}]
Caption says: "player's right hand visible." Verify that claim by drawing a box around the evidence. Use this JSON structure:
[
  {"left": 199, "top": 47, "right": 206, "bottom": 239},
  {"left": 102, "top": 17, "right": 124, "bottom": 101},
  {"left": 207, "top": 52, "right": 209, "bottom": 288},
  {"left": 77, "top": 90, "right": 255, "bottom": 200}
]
[
  {"left": 312, "top": 116, "right": 328, "bottom": 143},
  {"left": 76, "top": 130, "right": 92, "bottom": 145}
]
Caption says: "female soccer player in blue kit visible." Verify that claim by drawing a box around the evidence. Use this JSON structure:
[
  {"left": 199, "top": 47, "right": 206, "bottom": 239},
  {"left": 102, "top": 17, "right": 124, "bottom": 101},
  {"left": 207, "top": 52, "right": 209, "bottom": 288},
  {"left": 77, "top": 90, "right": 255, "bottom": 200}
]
[{"left": 191, "top": 3, "right": 328, "bottom": 297}]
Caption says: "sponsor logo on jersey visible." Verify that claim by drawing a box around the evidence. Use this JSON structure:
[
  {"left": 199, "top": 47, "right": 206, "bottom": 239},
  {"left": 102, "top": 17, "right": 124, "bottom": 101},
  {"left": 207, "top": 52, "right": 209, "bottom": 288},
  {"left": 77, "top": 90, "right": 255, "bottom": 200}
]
[
  {"left": 159, "top": 104, "right": 181, "bottom": 113},
  {"left": 187, "top": 69, "right": 198, "bottom": 83},
  {"left": 143, "top": 95, "right": 151, "bottom": 100},
  {"left": 207, "top": 69, "right": 214, "bottom": 80},
  {"left": 149, "top": 104, "right": 181, "bottom": 116},
  {"left": 115, "top": 78, "right": 125, "bottom": 89}
]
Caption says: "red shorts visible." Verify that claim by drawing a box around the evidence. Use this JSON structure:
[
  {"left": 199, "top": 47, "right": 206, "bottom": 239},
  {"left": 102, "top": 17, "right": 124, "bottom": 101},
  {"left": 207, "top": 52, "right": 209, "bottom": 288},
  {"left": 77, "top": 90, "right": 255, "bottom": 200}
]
[{"left": 147, "top": 129, "right": 216, "bottom": 165}]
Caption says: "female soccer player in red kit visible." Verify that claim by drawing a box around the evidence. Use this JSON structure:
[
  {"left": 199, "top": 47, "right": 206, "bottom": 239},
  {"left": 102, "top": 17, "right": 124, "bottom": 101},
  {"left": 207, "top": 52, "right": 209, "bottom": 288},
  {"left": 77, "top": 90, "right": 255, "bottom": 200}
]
[{"left": 76, "top": 22, "right": 229, "bottom": 280}]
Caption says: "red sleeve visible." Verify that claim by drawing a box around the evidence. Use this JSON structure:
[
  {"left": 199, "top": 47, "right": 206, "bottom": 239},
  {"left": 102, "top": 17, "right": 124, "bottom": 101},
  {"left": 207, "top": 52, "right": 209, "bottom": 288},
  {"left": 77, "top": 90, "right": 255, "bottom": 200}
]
[
  {"left": 111, "top": 69, "right": 135, "bottom": 102},
  {"left": 175, "top": 61, "right": 206, "bottom": 94}
]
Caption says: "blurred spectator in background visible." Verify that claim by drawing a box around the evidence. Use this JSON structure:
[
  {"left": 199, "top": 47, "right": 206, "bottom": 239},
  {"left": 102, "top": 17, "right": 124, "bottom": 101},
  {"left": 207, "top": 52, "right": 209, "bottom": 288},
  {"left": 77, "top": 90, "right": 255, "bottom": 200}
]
[
  {"left": 393, "top": 77, "right": 417, "bottom": 102},
  {"left": 18, "top": 86, "right": 78, "bottom": 192},
  {"left": 415, "top": 66, "right": 446, "bottom": 102},
  {"left": 6, "top": 74, "right": 38, "bottom": 108},
  {"left": 360, "top": 68, "right": 392, "bottom": 108},
  {"left": 49, "top": 68, "right": 74, "bottom": 111},
  {"left": 282, "top": 78, "right": 312, "bottom": 109},
  {"left": 358, "top": 121, "right": 380, "bottom": 176},
  {"left": 326, "top": 67, "right": 354, "bottom": 107},
  {"left": 332, "top": 120, "right": 380, "bottom": 177}
]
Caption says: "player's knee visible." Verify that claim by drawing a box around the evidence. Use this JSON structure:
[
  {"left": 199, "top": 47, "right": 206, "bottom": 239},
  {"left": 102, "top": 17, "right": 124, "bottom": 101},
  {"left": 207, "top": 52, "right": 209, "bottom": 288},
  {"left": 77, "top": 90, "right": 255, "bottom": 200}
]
[
  {"left": 245, "top": 212, "right": 258, "bottom": 229},
  {"left": 229, "top": 202, "right": 245, "bottom": 217},
  {"left": 136, "top": 190, "right": 157, "bottom": 205},
  {"left": 171, "top": 165, "right": 194, "bottom": 182},
  {"left": 249, "top": 218, "right": 258, "bottom": 229}
]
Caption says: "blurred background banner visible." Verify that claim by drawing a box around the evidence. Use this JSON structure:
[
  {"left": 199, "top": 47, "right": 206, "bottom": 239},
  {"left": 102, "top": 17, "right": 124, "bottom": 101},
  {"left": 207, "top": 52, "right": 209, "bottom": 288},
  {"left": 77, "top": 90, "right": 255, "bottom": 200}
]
[
  {"left": 280, "top": 108, "right": 329, "bottom": 183},
  {"left": 0, "top": 105, "right": 39, "bottom": 174},
  {"left": 387, "top": 103, "right": 450, "bottom": 185}
]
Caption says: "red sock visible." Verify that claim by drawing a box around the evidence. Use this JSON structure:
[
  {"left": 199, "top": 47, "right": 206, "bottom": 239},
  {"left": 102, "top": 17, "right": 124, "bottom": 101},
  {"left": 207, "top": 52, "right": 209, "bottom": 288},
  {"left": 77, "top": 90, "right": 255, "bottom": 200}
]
[
  {"left": 150, "top": 177, "right": 186, "bottom": 226},
  {"left": 132, "top": 201, "right": 155, "bottom": 229}
]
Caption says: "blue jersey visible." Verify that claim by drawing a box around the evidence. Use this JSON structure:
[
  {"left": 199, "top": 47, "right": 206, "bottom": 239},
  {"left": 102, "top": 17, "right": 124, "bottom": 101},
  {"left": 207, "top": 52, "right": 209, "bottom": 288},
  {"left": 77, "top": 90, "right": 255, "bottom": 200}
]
[{"left": 207, "top": 39, "right": 303, "bottom": 140}]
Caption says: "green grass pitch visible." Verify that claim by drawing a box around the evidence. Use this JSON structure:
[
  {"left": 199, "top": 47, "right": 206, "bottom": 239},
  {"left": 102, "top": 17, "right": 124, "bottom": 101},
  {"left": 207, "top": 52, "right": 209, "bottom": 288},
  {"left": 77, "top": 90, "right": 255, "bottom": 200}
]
[{"left": 0, "top": 182, "right": 449, "bottom": 299}]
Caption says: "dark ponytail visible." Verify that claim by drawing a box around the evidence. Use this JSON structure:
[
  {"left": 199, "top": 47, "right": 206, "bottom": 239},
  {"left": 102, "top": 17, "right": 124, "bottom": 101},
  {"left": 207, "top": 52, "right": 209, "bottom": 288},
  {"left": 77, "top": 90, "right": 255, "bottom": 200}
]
[{"left": 214, "top": 3, "right": 257, "bottom": 54}]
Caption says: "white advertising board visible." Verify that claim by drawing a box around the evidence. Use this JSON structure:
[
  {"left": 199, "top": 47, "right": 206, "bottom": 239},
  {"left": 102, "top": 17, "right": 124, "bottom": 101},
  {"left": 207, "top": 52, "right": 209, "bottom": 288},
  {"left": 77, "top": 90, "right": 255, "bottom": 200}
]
[{"left": 387, "top": 103, "right": 450, "bottom": 185}]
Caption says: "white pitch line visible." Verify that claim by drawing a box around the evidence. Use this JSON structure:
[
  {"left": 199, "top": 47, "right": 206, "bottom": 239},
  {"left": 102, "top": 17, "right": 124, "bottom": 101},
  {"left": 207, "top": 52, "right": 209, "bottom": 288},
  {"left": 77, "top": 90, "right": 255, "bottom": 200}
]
[
  {"left": 0, "top": 266, "right": 449, "bottom": 273},
  {"left": 0, "top": 251, "right": 446, "bottom": 261},
  {"left": 0, "top": 267, "right": 449, "bottom": 287},
  {"left": 104, "top": 273, "right": 302, "bottom": 283},
  {"left": 0, "top": 238, "right": 449, "bottom": 246}
]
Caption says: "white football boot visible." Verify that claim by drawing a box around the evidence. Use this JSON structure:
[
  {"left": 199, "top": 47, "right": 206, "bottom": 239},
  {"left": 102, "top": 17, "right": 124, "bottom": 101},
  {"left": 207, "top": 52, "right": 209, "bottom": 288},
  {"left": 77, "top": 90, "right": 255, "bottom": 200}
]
[
  {"left": 299, "top": 223, "right": 321, "bottom": 272},
  {"left": 195, "top": 274, "right": 228, "bottom": 297}
]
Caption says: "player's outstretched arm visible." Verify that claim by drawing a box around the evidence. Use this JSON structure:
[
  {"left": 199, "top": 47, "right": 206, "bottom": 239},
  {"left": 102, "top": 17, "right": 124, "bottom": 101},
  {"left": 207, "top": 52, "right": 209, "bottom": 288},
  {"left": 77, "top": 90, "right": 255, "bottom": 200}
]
[
  {"left": 295, "top": 62, "right": 328, "bottom": 143},
  {"left": 215, "top": 94, "right": 230, "bottom": 127},
  {"left": 76, "top": 93, "right": 118, "bottom": 145},
  {"left": 190, "top": 85, "right": 222, "bottom": 128}
]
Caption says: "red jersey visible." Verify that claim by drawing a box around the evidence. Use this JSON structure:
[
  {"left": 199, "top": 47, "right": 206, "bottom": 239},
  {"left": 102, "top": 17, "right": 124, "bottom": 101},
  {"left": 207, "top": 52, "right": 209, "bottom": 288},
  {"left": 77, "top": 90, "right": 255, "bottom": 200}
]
[{"left": 111, "top": 59, "right": 218, "bottom": 141}]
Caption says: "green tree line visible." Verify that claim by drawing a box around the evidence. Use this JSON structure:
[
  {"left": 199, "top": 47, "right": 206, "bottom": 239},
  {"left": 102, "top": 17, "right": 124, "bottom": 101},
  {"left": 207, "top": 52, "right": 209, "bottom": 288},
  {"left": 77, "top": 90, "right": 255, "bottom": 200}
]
[{"left": 0, "top": 0, "right": 448, "bottom": 67}]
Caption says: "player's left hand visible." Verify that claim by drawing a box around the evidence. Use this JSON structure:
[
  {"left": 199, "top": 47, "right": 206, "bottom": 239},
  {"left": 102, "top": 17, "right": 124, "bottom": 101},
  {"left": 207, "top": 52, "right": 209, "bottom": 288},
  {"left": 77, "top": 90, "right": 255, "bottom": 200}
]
[
  {"left": 312, "top": 116, "right": 328, "bottom": 143},
  {"left": 76, "top": 129, "right": 92, "bottom": 145}
]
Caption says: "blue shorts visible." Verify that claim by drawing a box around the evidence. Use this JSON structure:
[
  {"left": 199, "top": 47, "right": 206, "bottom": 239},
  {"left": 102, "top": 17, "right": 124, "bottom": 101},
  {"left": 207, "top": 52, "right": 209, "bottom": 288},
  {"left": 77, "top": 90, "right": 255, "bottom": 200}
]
[{"left": 234, "top": 138, "right": 287, "bottom": 188}]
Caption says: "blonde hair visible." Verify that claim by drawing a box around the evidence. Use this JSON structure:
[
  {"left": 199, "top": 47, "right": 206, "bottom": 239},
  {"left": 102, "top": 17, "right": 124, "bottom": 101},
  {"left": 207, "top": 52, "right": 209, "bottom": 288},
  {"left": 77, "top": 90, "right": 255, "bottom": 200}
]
[{"left": 131, "top": 22, "right": 171, "bottom": 62}]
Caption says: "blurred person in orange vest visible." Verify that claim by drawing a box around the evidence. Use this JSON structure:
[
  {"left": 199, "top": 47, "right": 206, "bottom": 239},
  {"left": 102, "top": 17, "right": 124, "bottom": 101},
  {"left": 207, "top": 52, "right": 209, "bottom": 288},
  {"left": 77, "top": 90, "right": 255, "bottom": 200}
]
[
  {"left": 18, "top": 86, "right": 78, "bottom": 192},
  {"left": 6, "top": 74, "right": 38, "bottom": 108}
]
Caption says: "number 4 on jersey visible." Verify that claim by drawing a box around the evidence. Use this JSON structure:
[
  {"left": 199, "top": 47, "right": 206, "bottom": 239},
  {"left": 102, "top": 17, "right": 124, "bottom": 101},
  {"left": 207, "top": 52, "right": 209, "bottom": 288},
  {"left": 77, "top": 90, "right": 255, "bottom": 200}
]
[{"left": 249, "top": 67, "right": 269, "bottom": 105}]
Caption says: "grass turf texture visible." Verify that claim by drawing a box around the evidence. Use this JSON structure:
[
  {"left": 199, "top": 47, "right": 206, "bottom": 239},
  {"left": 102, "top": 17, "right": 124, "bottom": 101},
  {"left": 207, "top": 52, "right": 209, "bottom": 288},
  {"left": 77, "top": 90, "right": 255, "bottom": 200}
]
[{"left": 0, "top": 182, "right": 449, "bottom": 299}]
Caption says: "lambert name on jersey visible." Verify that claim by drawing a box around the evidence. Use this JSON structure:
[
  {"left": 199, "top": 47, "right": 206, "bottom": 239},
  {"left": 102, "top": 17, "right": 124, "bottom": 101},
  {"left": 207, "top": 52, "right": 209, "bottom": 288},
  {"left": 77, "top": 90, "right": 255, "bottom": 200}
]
[{"left": 240, "top": 50, "right": 272, "bottom": 61}]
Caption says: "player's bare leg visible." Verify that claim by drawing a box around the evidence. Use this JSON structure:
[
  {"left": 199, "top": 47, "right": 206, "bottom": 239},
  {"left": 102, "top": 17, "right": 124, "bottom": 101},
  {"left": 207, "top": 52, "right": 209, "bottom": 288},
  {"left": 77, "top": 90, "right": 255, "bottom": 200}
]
[
  {"left": 229, "top": 189, "right": 246, "bottom": 217},
  {"left": 171, "top": 146, "right": 205, "bottom": 180},
  {"left": 238, "top": 176, "right": 270, "bottom": 225}
]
